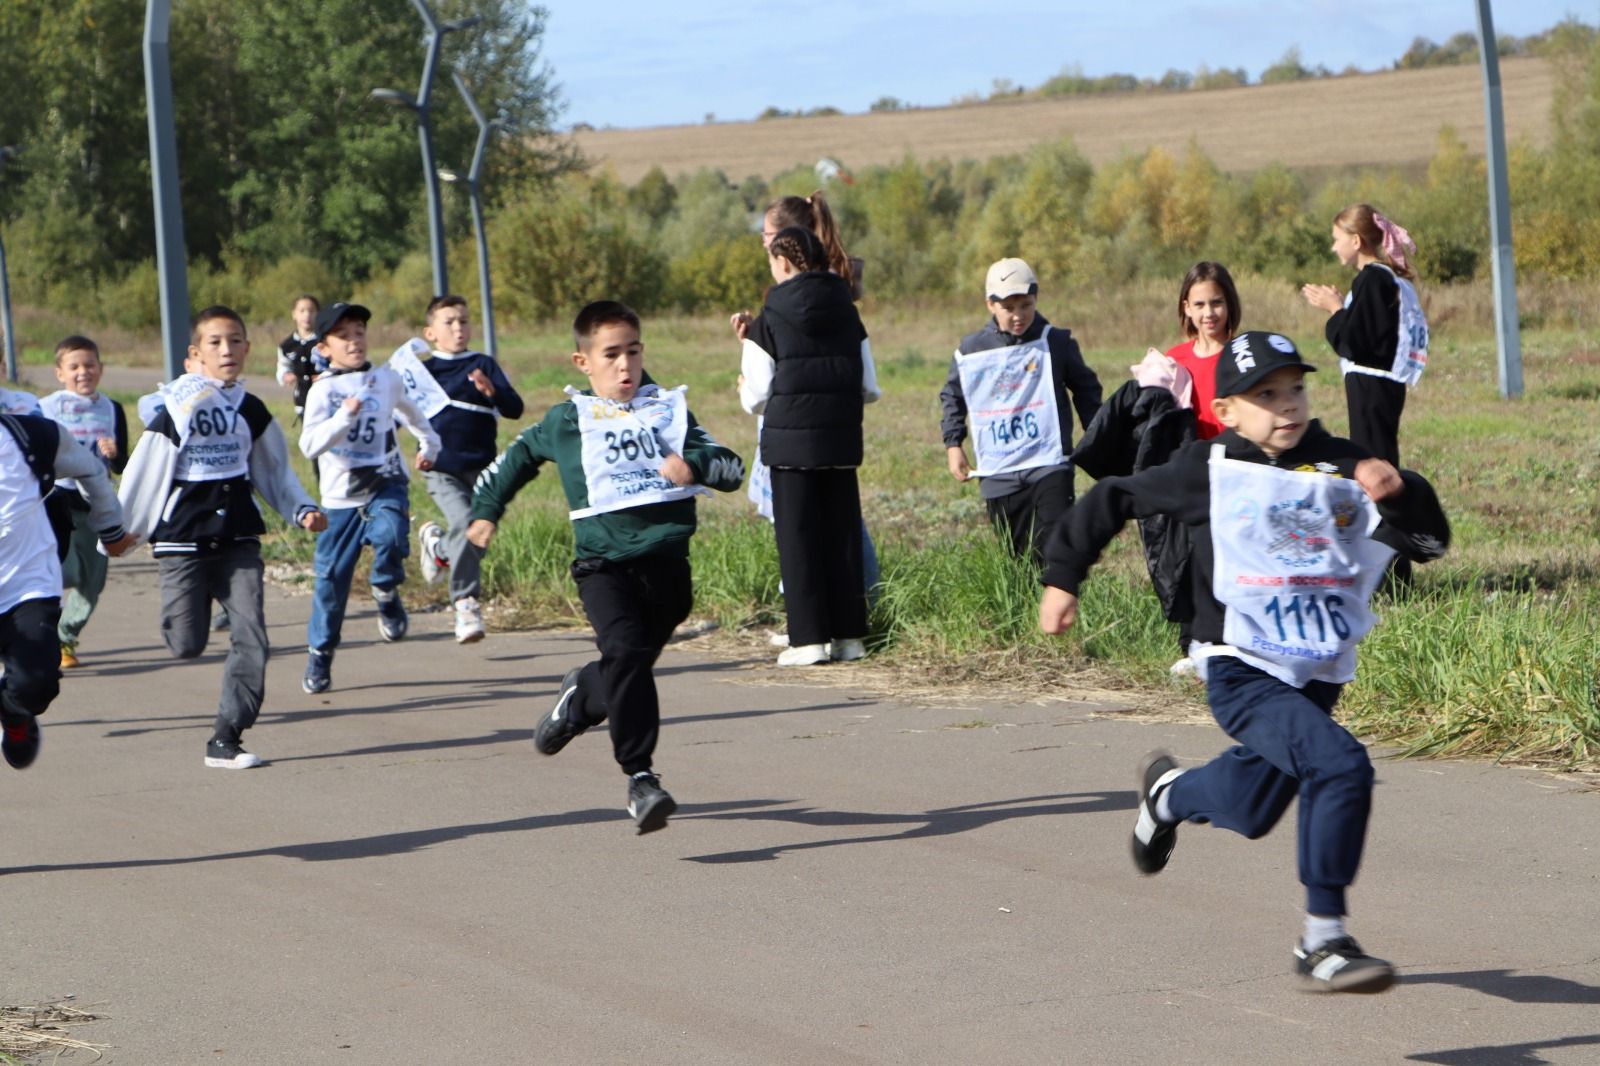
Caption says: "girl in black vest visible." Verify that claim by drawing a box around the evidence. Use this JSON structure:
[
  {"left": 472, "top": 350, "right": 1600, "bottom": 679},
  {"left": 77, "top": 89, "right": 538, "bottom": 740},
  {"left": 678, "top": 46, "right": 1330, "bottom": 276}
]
[{"left": 738, "top": 227, "right": 880, "bottom": 666}]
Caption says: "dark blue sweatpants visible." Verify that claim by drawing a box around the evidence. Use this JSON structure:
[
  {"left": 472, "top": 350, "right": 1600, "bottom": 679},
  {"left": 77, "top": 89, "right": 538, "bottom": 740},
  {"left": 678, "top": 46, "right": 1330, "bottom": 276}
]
[{"left": 1165, "top": 655, "right": 1374, "bottom": 916}]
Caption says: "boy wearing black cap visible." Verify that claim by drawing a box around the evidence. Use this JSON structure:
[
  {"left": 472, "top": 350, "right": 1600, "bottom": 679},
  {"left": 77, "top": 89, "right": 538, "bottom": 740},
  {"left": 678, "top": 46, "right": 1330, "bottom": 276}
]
[
  {"left": 940, "top": 257, "right": 1102, "bottom": 565},
  {"left": 1038, "top": 331, "right": 1450, "bottom": 993},
  {"left": 298, "top": 302, "right": 440, "bottom": 694}
]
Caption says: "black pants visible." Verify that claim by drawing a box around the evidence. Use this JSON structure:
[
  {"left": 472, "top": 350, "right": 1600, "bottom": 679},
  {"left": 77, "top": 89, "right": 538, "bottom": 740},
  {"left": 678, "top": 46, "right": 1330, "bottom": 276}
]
[
  {"left": 1344, "top": 373, "right": 1412, "bottom": 587},
  {"left": 985, "top": 469, "right": 1075, "bottom": 567},
  {"left": 571, "top": 555, "right": 693, "bottom": 776},
  {"left": 771, "top": 467, "right": 867, "bottom": 647},
  {"left": 0, "top": 597, "right": 62, "bottom": 723}
]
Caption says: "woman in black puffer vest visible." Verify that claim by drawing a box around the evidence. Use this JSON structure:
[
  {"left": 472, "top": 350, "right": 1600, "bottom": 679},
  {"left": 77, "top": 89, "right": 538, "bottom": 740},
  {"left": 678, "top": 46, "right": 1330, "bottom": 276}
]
[{"left": 738, "top": 227, "right": 880, "bottom": 665}]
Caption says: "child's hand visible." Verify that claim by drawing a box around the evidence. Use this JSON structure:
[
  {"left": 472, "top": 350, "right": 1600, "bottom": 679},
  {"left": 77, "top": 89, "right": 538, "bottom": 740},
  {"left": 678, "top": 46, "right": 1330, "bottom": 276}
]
[
  {"left": 342, "top": 396, "right": 362, "bottom": 415},
  {"left": 468, "top": 368, "right": 496, "bottom": 398},
  {"left": 946, "top": 446, "right": 972, "bottom": 482},
  {"left": 414, "top": 452, "right": 434, "bottom": 472},
  {"left": 96, "top": 437, "right": 118, "bottom": 460},
  {"left": 730, "top": 311, "right": 752, "bottom": 341},
  {"left": 281, "top": 372, "right": 297, "bottom": 387},
  {"left": 1300, "top": 283, "right": 1343, "bottom": 314},
  {"left": 658, "top": 453, "right": 694, "bottom": 486},
  {"left": 300, "top": 510, "right": 328, "bottom": 532},
  {"left": 1038, "top": 586, "right": 1079, "bottom": 635},
  {"left": 466, "top": 519, "right": 496, "bottom": 549},
  {"left": 1354, "top": 458, "right": 1403, "bottom": 502},
  {"left": 104, "top": 532, "right": 138, "bottom": 558}
]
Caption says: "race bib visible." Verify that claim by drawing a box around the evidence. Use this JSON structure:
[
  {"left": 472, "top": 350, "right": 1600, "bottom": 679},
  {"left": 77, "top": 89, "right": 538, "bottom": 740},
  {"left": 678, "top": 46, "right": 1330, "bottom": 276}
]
[
  {"left": 566, "top": 384, "right": 704, "bottom": 519},
  {"left": 1341, "top": 265, "right": 1429, "bottom": 387},
  {"left": 317, "top": 370, "right": 396, "bottom": 471},
  {"left": 1203, "top": 446, "right": 1394, "bottom": 686},
  {"left": 41, "top": 391, "right": 117, "bottom": 488},
  {"left": 0, "top": 388, "right": 42, "bottom": 416},
  {"left": 162, "top": 375, "right": 252, "bottom": 482},
  {"left": 747, "top": 416, "right": 774, "bottom": 522},
  {"left": 387, "top": 339, "right": 452, "bottom": 420},
  {"left": 955, "top": 326, "right": 1065, "bottom": 477}
]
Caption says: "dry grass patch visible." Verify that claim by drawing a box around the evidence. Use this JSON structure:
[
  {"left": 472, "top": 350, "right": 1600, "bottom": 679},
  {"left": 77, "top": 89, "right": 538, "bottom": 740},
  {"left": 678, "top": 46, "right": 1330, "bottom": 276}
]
[{"left": 0, "top": 1000, "right": 108, "bottom": 1062}]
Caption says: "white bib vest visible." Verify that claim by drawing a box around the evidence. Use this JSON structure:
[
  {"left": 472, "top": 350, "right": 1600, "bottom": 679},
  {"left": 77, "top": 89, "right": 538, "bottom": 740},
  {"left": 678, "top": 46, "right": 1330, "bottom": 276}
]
[
  {"left": 1341, "top": 264, "right": 1429, "bottom": 387},
  {"left": 387, "top": 339, "right": 453, "bottom": 420},
  {"left": 566, "top": 385, "right": 704, "bottom": 519},
  {"left": 747, "top": 416, "right": 774, "bottom": 522},
  {"left": 318, "top": 369, "right": 399, "bottom": 473},
  {"left": 955, "top": 326, "right": 1066, "bottom": 477},
  {"left": 41, "top": 391, "right": 117, "bottom": 490},
  {"left": 162, "top": 375, "right": 252, "bottom": 482},
  {"left": 1198, "top": 445, "right": 1394, "bottom": 687}
]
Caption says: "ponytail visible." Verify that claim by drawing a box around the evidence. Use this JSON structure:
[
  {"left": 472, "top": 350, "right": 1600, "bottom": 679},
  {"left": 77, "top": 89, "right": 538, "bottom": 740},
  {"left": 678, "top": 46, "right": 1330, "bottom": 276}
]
[
  {"left": 767, "top": 191, "right": 854, "bottom": 288},
  {"left": 1333, "top": 203, "right": 1416, "bottom": 280}
]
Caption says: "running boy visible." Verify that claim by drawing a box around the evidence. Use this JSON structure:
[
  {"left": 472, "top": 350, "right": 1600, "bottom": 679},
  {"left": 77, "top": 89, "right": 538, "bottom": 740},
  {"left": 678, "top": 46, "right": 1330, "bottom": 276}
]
[
  {"left": 118, "top": 306, "right": 326, "bottom": 769},
  {"left": 40, "top": 336, "right": 129, "bottom": 666},
  {"left": 405, "top": 294, "right": 524, "bottom": 644},
  {"left": 1038, "top": 331, "right": 1449, "bottom": 992},
  {"left": 0, "top": 409, "right": 133, "bottom": 768},
  {"left": 941, "top": 258, "right": 1102, "bottom": 564},
  {"left": 276, "top": 294, "right": 324, "bottom": 420},
  {"left": 466, "top": 301, "right": 744, "bottom": 834},
  {"left": 299, "top": 302, "right": 440, "bottom": 694}
]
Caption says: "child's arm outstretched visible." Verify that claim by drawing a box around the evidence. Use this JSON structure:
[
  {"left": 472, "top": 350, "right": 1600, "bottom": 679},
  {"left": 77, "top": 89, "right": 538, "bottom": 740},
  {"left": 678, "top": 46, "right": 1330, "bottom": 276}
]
[
  {"left": 1356, "top": 458, "right": 1451, "bottom": 562},
  {"left": 116, "top": 422, "right": 179, "bottom": 547},
  {"left": 392, "top": 384, "right": 442, "bottom": 470},
  {"left": 53, "top": 432, "right": 135, "bottom": 556},
  {"left": 249, "top": 420, "right": 327, "bottom": 532},
  {"left": 466, "top": 418, "right": 552, "bottom": 549}
]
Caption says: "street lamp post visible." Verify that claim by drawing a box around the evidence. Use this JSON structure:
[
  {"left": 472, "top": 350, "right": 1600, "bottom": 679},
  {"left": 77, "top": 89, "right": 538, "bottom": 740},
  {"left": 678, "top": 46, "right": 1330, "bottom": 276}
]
[
  {"left": 371, "top": 1, "right": 480, "bottom": 299},
  {"left": 0, "top": 145, "right": 19, "bottom": 384},
  {"left": 1475, "top": 0, "right": 1523, "bottom": 399},
  {"left": 145, "top": 0, "right": 191, "bottom": 382},
  {"left": 449, "top": 70, "right": 508, "bottom": 358}
]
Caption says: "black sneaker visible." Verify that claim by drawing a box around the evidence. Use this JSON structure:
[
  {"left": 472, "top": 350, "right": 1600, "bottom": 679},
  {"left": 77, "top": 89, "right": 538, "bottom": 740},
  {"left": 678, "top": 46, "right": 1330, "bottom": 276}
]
[
  {"left": 1131, "top": 750, "right": 1184, "bottom": 875},
  {"left": 205, "top": 735, "right": 263, "bottom": 770},
  {"left": 534, "top": 666, "right": 587, "bottom": 755},
  {"left": 211, "top": 606, "right": 231, "bottom": 631},
  {"left": 2, "top": 710, "right": 41, "bottom": 770},
  {"left": 373, "top": 587, "right": 408, "bottom": 642},
  {"left": 303, "top": 649, "right": 333, "bottom": 695},
  {"left": 627, "top": 771, "right": 677, "bottom": 835},
  {"left": 1295, "top": 936, "right": 1396, "bottom": 993}
]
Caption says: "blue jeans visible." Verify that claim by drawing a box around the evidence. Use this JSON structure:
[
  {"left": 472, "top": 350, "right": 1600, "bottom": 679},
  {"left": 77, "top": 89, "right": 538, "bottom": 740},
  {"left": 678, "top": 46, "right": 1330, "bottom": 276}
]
[
  {"left": 1165, "top": 655, "right": 1374, "bottom": 916},
  {"left": 307, "top": 483, "right": 410, "bottom": 653}
]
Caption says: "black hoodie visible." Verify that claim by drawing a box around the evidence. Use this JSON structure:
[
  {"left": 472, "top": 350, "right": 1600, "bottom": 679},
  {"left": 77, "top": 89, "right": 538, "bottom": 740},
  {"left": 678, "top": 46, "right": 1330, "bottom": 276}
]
[{"left": 748, "top": 271, "right": 869, "bottom": 469}]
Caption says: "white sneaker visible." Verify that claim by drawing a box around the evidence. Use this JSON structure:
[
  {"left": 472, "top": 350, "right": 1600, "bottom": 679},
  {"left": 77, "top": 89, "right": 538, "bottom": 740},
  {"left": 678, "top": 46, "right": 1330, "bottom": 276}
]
[
  {"left": 1169, "top": 656, "right": 1199, "bottom": 681},
  {"left": 776, "top": 643, "right": 830, "bottom": 667},
  {"left": 767, "top": 631, "right": 791, "bottom": 648},
  {"left": 829, "top": 638, "right": 866, "bottom": 662},
  {"left": 418, "top": 521, "right": 446, "bottom": 585},
  {"left": 454, "top": 596, "right": 485, "bottom": 644}
]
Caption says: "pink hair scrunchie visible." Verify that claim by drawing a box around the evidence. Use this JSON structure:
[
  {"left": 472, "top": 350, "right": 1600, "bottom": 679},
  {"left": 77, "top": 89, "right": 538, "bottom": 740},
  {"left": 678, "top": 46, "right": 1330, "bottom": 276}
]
[{"left": 1372, "top": 212, "right": 1416, "bottom": 275}]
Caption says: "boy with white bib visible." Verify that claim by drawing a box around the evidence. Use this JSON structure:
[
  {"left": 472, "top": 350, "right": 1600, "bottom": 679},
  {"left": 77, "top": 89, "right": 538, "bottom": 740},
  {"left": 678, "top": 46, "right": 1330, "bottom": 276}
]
[
  {"left": 941, "top": 258, "right": 1102, "bottom": 564},
  {"left": 118, "top": 306, "right": 327, "bottom": 769},
  {"left": 299, "top": 302, "right": 440, "bottom": 694},
  {"left": 40, "top": 335, "right": 129, "bottom": 667},
  {"left": 1038, "top": 331, "right": 1449, "bottom": 993},
  {"left": 466, "top": 301, "right": 743, "bottom": 835}
]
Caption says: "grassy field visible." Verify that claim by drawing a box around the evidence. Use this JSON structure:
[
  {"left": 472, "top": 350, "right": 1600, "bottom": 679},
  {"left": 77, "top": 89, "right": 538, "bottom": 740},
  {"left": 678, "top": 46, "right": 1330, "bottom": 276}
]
[{"left": 572, "top": 58, "right": 1556, "bottom": 183}]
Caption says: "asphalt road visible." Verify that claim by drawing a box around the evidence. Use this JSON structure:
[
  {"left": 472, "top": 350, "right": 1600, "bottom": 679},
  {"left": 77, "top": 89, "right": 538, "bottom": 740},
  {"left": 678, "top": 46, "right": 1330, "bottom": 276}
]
[{"left": 3, "top": 558, "right": 1597, "bottom": 1065}]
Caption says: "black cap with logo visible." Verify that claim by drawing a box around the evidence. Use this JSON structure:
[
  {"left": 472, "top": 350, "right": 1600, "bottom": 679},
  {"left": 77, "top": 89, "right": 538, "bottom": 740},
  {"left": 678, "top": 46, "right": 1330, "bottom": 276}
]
[
  {"left": 312, "top": 302, "right": 372, "bottom": 341},
  {"left": 1214, "top": 330, "right": 1317, "bottom": 398}
]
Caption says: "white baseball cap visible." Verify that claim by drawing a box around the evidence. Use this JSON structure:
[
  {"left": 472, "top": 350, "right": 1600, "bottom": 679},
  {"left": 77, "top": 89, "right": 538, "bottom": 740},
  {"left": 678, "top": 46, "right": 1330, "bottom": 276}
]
[{"left": 985, "top": 258, "right": 1038, "bottom": 300}]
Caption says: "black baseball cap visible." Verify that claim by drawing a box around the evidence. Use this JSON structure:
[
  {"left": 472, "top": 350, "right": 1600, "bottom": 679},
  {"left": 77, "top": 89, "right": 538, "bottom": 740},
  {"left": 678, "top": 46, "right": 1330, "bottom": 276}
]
[
  {"left": 1214, "top": 331, "right": 1317, "bottom": 398},
  {"left": 313, "top": 302, "right": 371, "bottom": 340}
]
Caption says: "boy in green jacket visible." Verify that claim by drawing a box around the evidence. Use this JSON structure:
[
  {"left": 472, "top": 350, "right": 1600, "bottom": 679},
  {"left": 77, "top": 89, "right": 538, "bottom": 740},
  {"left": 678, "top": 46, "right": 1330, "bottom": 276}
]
[{"left": 467, "top": 301, "right": 744, "bottom": 834}]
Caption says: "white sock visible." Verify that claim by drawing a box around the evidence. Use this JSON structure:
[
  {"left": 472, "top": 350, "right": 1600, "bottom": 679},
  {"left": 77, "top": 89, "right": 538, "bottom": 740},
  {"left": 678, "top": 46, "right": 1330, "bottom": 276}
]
[
  {"left": 1303, "top": 914, "right": 1346, "bottom": 951},
  {"left": 1154, "top": 785, "right": 1178, "bottom": 824}
]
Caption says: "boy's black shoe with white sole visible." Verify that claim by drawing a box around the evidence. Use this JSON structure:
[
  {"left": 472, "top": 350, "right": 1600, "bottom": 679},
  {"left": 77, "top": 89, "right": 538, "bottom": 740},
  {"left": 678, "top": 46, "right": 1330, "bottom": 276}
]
[
  {"left": 1132, "top": 750, "right": 1184, "bottom": 875},
  {"left": 205, "top": 735, "right": 263, "bottom": 770},
  {"left": 373, "top": 586, "right": 408, "bottom": 642},
  {"left": 534, "top": 666, "right": 588, "bottom": 755},
  {"left": 627, "top": 771, "right": 676, "bottom": 835},
  {"left": 2, "top": 710, "right": 41, "bottom": 770},
  {"left": 1295, "top": 936, "right": 1396, "bottom": 993},
  {"left": 303, "top": 649, "right": 333, "bottom": 695}
]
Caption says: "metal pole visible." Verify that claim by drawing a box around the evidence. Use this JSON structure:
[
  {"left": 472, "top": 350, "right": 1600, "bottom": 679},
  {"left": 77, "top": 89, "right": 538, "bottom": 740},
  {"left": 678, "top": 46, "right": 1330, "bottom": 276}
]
[
  {"left": 144, "top": 0, "right": 191, "bottom": 382},
  {"left": 0, "top": 146, "right": 17, "bottom": 383},
  {"left": 1475, "top": 0, "right": 1523, "bottom": 399},
  {"left": 412, "top": 0, "right": 449, "bottom": 298},
  {"left": 451, "top": 70, "right": 497, "bottom": 358}
]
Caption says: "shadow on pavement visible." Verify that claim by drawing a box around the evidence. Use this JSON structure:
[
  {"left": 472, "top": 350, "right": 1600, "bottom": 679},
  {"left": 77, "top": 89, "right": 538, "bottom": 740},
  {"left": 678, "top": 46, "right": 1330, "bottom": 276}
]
[
  {"left": 1406, "top": 1033, "right": 1600, "bottom": 1065},
  {"left": 266, "top": 727, "right": 535, "bottom": 762},
  {"left": 680, "top": 790, "right": 1136, "bottom": 864},
  {"left": 1402, "top": 968, "right": 1600, "bottom": 1004}
]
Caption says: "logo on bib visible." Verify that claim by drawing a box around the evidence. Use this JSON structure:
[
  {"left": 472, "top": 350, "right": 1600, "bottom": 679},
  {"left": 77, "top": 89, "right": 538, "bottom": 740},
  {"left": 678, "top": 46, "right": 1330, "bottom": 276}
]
[{"left": 1265, "top": 497, "right": 1331, "bottom": 568}]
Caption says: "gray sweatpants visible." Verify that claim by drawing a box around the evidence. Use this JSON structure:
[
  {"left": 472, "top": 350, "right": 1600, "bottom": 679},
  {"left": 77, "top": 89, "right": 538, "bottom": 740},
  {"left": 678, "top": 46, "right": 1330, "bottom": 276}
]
[
  {"left": 422, "top": 468, "right": 484, "bottom": 603},
  {"left": 157, "top": 541, "right": 268, "bottom": 739}
]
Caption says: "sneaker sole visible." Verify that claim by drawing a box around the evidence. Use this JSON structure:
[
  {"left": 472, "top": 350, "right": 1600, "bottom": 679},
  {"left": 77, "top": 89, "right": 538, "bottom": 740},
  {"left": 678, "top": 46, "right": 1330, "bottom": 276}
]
[
  {"left": 455, "top": 629, "right": 486, "bottom": 645},
  {"left": 204, "top": 754, "right": 263, "bottom": 770},
  {"left": 378, "top": 622, "right": 408, "bottom": 642},
  {"left": 630, "top": 793, "right": 677, "bottom": 835},
  {"left": 1299, "top": 964, "right": 1397, "bottom": 994},
  {"left": 303, "top": 680, "right": 331, "bottom": 695}
]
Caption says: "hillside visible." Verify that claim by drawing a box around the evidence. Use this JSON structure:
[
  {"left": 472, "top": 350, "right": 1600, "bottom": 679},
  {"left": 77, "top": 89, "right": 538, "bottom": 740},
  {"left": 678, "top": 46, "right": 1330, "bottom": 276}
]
[{"left": 572, "top": 58, "right": 1554, "bottom": 182}]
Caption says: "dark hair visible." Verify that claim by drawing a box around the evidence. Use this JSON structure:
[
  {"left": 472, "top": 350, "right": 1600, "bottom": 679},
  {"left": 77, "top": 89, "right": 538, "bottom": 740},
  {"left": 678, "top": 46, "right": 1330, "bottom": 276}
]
[
  {"left": 426, "top": 293, "right": 469, "bottom": 320},
  {"left": 293, "top": 294, "right": 320, "bottom": 311},
  {"left": 766, "top": 190, "right": 852, "bottom": 286},
  {"left": 573, "top": 300, "right": 641, "bottom": 350},
  {"left": 54, "top": 335, "right": 101, "bottom": 364},
  {"left": 1176, "top": 261, "right": 1242, "bottom": 339},
  {"left": 191, "top": 305, "right": 248, "bottom": 343},
  {"left": 768, "top": 226, "right": 828, "bottom": 275},
  {"left": 1333, "top": 202, "right": 1416, "bottom": 280}
]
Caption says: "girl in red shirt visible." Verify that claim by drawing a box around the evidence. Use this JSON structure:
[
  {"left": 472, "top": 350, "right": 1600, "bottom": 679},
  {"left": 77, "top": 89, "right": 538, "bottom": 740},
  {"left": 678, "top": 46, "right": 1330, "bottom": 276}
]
[{"left": 1164, "top": 262, "right": 1241, "bottom": 439}]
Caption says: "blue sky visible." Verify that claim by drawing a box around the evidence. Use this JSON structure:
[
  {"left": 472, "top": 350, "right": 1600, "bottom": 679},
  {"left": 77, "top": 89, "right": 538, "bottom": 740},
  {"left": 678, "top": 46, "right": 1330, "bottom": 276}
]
[{"left": 541, "top": 1, "right": 1595, "bottom": 129}]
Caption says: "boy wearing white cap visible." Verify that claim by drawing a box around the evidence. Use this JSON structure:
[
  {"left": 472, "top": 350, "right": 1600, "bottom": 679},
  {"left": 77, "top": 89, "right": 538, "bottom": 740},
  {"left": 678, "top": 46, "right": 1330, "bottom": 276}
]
[{"left": 939, "top": 258, "right": 1103, "bottom": 564}]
